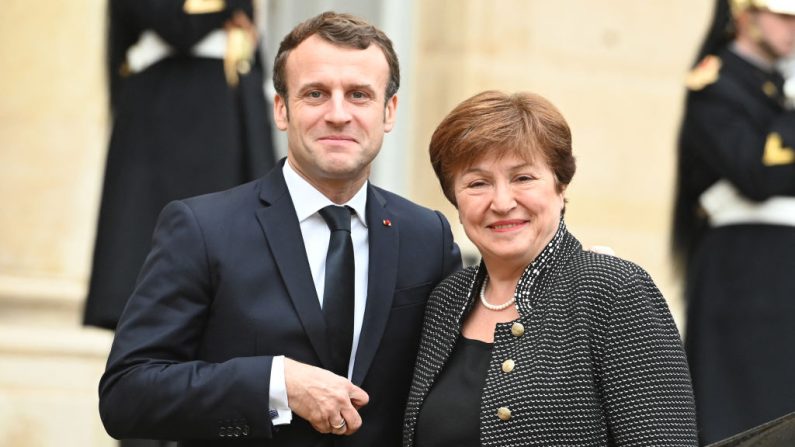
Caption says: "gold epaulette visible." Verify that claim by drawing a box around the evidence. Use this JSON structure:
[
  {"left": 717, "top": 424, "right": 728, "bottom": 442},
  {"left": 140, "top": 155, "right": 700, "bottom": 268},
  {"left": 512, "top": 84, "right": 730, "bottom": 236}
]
[
  {"left": 184, "top": 0, "right": 226, "bottom": 14},
  {"left": 685, "top": 55, "right": 721, "bottom": 91}
]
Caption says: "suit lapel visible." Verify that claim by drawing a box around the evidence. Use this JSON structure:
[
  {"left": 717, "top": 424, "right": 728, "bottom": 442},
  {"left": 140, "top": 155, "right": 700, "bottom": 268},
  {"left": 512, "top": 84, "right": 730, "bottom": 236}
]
[
  {"left": 352, "top": 186, "right": 399, "bottom": 385},
  {"left": 254, "top": 165, "right": 333, "bottom": 369}
]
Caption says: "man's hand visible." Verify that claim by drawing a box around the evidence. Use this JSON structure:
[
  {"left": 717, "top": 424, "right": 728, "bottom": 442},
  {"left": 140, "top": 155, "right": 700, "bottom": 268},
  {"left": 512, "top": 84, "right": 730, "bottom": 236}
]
[{"left": 284, "top": 358, "right": 369, "bottom": 436}]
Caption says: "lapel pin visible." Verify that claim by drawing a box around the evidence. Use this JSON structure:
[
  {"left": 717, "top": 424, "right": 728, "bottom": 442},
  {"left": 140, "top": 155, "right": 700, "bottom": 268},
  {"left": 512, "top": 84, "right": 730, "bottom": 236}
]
[{"left": 382, "top": 219, "right": 392, "bottom": 227}]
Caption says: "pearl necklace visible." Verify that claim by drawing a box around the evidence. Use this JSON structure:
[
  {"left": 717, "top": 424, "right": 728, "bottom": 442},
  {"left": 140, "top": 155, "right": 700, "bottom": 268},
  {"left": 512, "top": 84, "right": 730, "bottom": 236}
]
[{"left": 479, "top": 276, "right": 516, "bottom": 311}]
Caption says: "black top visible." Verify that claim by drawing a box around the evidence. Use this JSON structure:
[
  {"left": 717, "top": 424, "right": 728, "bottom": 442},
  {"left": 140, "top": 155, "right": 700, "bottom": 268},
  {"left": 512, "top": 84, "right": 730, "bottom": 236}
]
[{"left": 416, "top": 337, "right": 493, "bottom": 447}]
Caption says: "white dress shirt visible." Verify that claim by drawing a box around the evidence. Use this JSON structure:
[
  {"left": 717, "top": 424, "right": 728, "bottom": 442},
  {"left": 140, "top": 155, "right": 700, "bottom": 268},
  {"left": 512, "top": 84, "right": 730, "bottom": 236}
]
[{"left": 269, "top": 160, "right": 370, "bottom": 425}]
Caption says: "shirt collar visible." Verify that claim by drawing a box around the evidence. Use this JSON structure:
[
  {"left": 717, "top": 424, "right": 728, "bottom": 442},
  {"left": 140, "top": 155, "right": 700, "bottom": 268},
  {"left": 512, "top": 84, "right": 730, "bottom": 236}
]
[
  {"left": 729, "top": 42, "right": 776, "bottom": 73},
  {"left": 283, "top": 159, "right": 369, "bottom": 227}
]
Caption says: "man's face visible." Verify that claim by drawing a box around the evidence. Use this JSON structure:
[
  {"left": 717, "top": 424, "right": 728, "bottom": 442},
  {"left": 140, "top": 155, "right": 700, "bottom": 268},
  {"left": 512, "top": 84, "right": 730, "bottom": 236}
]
[
  {"left": 274, "top": 34, "right": 397, "bottom": 192},
  {"left": 752, "top": 10, "right": 795, "bottom": 58}
]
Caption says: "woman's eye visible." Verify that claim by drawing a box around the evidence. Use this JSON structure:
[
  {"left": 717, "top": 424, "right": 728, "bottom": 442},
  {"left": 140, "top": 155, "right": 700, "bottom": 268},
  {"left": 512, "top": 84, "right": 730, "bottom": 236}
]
[
  {"left": 515, "top": 175, "right": 534, "bottom": 182},
  {"left": 467, "top": 180, "right": 488, "bottom": 188}
]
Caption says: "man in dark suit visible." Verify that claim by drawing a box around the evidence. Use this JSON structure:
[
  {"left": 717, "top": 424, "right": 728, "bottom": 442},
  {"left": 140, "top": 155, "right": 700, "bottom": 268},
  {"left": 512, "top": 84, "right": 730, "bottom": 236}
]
[{"left": 98, "top": 11, "right": 462, "bottom": 446}]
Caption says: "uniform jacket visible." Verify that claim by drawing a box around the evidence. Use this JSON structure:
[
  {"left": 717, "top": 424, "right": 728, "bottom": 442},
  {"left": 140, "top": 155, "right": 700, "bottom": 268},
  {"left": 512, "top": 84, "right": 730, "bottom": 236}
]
[
  {"left": 85, "top": 0, "right": 275, "bottom": 329},
  {"left": 404, "top": 224, "right": 698, "bottom": 446},
  {"left": 99, "top": 163, "right": 462, "bottom": 446},
  {"left": 673, "top": 46, "right": 795, "bottom": 259}
]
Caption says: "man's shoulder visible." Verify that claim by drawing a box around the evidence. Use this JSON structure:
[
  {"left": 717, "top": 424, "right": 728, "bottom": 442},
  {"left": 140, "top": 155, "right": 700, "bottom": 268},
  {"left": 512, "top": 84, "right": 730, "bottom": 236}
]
[
  {"left": 369, "top": 184, "right": 440, "bottom": 220},
  {"left": 178, "top": 178, "right": 263, "bottom": 215},
  {"left": 688, "top": 49, "right": 772, "bottom": 105}
]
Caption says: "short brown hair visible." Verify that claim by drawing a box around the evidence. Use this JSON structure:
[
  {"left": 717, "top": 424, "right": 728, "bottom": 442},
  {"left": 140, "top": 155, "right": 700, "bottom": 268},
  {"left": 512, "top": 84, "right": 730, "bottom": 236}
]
[
  {"left": 273, "top": 11, "right": 400, "bottom": 102},
  {"left": 429, "top": 91, "right": 576, "bottom": 206}
]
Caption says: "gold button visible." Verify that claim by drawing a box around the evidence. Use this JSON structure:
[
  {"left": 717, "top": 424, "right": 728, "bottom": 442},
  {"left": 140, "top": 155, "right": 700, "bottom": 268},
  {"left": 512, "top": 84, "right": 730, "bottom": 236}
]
[
  {"left": 497, "top": 407, "right": 512, "bottom": 421},
  {"left": 502, "top": 359, "right": 515, "bottom": 373},
  {"left": 763, "top": 81, "right": 778, "bottom": 97},
  {"left": 511, "top": 322, "right": 525, "bottom": 337}
]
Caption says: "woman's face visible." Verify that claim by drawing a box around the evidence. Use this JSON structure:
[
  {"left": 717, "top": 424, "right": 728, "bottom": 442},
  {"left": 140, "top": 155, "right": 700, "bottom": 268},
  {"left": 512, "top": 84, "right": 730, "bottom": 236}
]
[{"left": 454, "top": 152, "right": 565, "bottom": 270}]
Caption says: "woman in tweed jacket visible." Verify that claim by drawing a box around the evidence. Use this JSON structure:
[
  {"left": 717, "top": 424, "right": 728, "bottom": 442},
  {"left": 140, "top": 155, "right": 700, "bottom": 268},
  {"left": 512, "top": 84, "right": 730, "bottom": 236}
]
[{"left": 403, "top": 91, "right": 698, "bottom": 446}]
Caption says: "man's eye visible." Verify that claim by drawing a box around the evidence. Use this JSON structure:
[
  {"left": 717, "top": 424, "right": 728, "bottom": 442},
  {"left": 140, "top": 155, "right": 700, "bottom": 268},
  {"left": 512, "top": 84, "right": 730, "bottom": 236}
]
[
  {"left": 350, "top": 91, "right": 369, "bottom": 100},
  {"left": 303, "top": 90, "right": 326, "bottom": 100}
]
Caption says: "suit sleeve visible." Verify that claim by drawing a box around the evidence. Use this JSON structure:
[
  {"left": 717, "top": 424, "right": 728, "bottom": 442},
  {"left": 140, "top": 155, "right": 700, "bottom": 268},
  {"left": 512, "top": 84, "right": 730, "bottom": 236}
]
[
  {"left": 99, "top": 200, "right": 276, "bottom": 441},
  {"left": 599, "top": 268, "right": 699, "bottom": 446},
  {"left": 434, "top": 210, "right": 463, "bottom": 278},
  {"left": 686, "top": 87, "right": 795, "bottom": 200},
  {"left": 114, "top": 0, "right": 254, "bottom": 51}
]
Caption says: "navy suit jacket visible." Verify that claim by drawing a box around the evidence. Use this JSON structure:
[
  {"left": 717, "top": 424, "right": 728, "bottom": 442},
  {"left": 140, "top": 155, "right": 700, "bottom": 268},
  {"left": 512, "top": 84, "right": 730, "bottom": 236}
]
[{"left": 99, "top": 163, "right": 462, "bottom": 446}]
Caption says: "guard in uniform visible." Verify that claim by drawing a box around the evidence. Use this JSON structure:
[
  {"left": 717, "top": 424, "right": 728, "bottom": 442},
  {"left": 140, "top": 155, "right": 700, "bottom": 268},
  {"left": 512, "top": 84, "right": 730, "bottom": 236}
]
[
  {"left": 672, "top": 0, "right": 795, "bottom": 443},
  {"left": 84, "top": 0, "right": 276, "bottom": 331}
]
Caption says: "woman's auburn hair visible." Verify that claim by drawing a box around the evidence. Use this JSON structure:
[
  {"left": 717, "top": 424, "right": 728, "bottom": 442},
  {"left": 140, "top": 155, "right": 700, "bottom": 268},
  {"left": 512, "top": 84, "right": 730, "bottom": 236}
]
[{"left": 429, "top": 90, "right": 576, "bottom": 206}]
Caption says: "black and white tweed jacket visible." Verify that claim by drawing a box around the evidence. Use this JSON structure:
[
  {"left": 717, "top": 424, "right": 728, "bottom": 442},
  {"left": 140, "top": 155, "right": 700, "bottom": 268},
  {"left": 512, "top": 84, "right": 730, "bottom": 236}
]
[{"left": 403, "top": 224, "right": 698, "bottom": 446}]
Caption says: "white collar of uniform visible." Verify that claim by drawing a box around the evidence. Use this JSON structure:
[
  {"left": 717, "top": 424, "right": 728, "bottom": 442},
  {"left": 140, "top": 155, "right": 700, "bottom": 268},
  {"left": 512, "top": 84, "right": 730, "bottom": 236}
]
[{"left": 282, "top": 159, "right": 369, "bottom": 228}]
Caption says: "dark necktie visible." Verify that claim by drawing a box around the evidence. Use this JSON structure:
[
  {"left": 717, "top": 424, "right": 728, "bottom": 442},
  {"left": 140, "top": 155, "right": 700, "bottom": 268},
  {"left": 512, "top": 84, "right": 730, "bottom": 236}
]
[{"left": 318, "top": 205, "right": 355, "bottom": 377}]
